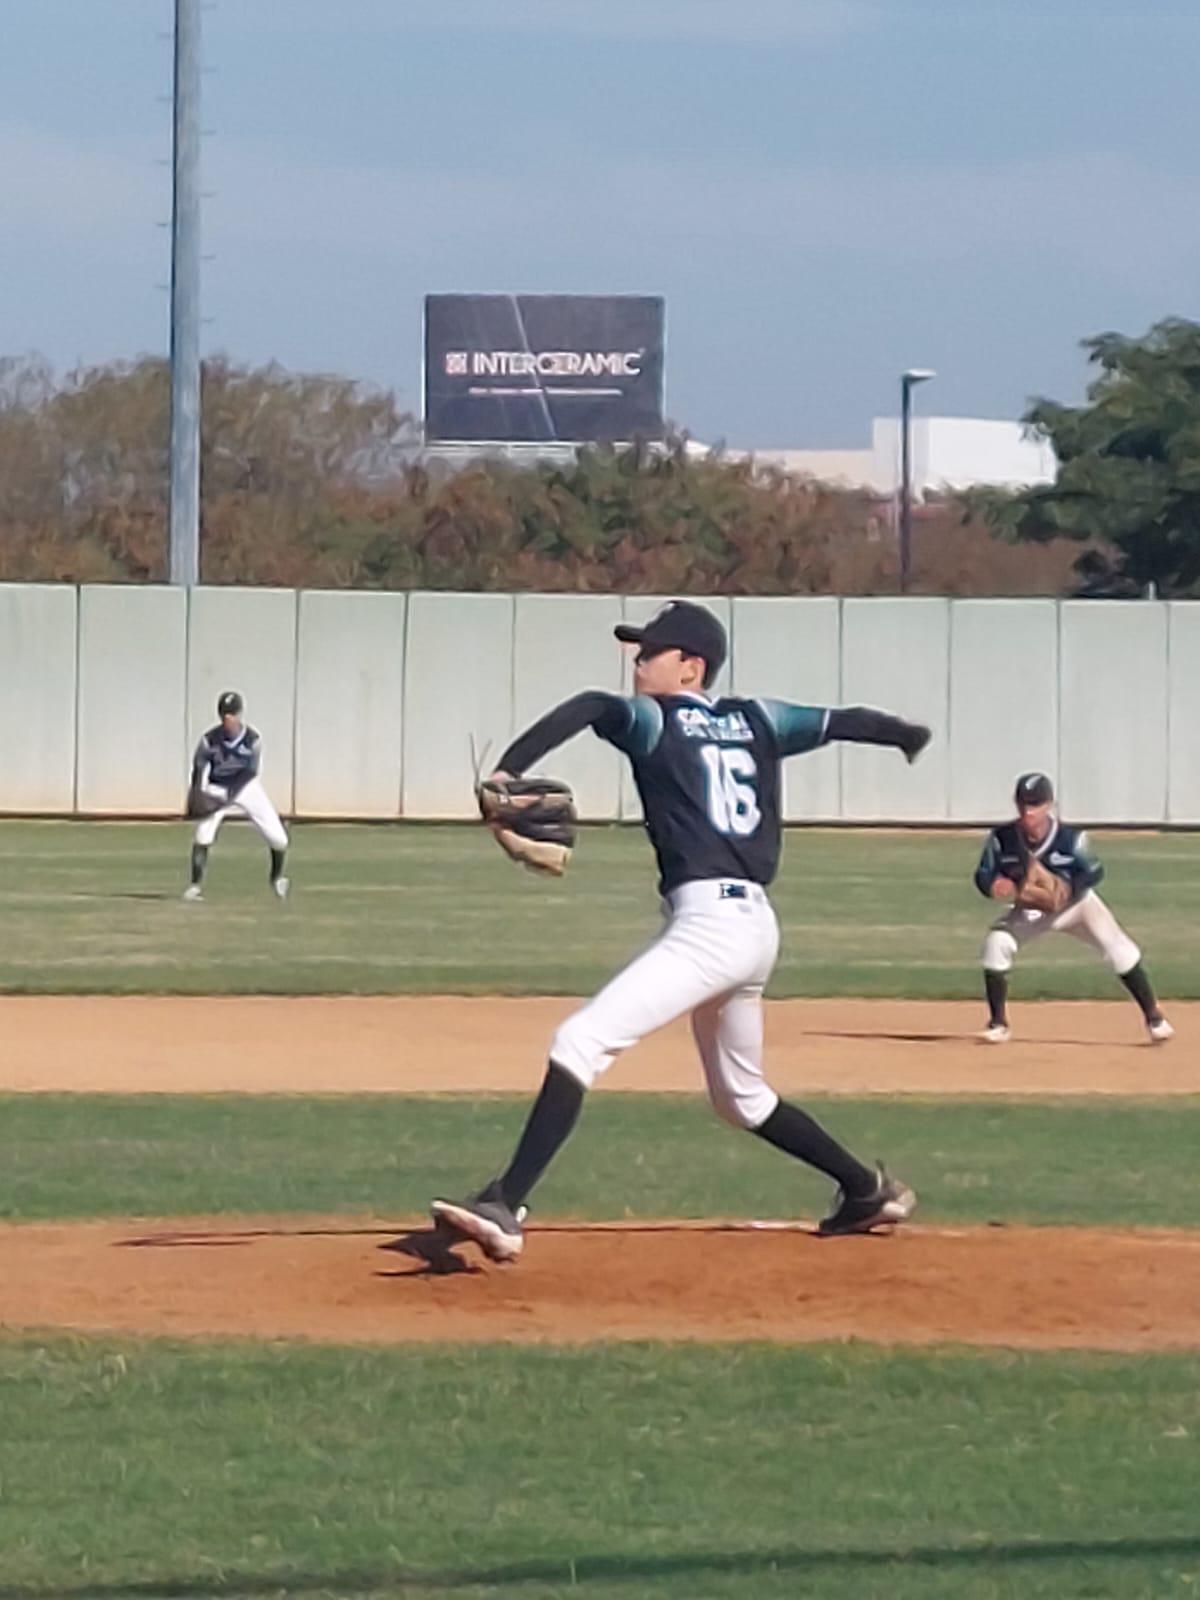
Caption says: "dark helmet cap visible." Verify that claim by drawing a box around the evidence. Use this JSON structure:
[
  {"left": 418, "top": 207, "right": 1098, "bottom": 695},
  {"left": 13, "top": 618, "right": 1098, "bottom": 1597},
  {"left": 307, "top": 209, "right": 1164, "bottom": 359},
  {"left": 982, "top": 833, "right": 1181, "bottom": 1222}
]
[
  {"left": 1014, "top": 771, "right": 1054, "bottom": 807},
  {"left": 613, "top": 600, "right": 728, "bottom": 687},
  {"left": 218, "top": 690, "right": 244, "bottom": 717}
]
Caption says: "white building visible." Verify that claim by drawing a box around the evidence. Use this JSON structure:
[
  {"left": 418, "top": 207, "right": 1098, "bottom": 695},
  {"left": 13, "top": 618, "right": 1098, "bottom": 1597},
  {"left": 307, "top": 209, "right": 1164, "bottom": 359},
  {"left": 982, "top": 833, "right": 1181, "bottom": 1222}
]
[{"left": 738, "top": 417, "right": 1057, "bottom": 495}]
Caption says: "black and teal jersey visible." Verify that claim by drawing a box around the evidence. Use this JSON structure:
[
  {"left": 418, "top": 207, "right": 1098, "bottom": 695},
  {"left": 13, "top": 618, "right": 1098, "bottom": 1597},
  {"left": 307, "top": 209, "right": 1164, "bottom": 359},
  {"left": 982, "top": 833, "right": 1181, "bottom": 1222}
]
[
  {"left": 614, "top": 693, "right": 826, "bottom": 893},
  {"left": 498, "top": 691, "right": 922, "bottom": 897},
  {"left": 192, "top": 723, "right": 262, "bottom": 799},
  {"left": 974, "top": 819, "right": 1104, "bottom": 901}
]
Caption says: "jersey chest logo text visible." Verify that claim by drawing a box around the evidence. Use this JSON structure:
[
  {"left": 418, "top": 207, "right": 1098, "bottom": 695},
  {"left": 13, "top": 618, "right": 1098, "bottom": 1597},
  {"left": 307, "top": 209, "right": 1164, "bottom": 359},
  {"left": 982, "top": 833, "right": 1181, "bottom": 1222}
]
[{"left": 675, "top": 707, "right": 754, "bottom": 743}]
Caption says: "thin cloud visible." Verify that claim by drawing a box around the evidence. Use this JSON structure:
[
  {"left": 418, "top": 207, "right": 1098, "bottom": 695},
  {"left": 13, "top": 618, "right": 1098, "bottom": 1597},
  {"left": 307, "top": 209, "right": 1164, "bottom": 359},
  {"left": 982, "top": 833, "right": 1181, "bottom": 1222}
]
[
  {"left": 271, "top": 0, "right": 878, "bottom": 45},
  {"left": 198, "top": 138, "right": 1200, "bottom": 295},
  {"left": 5, "top": 118, "right": 1195, "bottom": 297},
  {"left": 431, "top": 0, "right": 876, "bottom": 42},
  {"left": 0, "top": 122, "right": 160, "bottom": 242}
]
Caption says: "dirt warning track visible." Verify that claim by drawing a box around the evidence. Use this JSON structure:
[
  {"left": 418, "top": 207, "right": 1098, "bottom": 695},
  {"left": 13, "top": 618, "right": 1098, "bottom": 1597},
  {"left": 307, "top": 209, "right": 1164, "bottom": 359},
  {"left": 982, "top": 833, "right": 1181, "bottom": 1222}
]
[
  {"left": 0, "top": 996, "right": 1194, "bottom": 1096},
  {"left": 3, "top": 1217, "right": 1199, "bottom": 1352}
]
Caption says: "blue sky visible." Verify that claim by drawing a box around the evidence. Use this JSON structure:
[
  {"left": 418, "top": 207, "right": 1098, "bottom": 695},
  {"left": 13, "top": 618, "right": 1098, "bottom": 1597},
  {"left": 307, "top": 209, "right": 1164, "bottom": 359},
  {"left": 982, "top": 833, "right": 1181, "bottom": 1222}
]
[{"left": 2, "top": 0, "right": 1197, "bottom": 445}]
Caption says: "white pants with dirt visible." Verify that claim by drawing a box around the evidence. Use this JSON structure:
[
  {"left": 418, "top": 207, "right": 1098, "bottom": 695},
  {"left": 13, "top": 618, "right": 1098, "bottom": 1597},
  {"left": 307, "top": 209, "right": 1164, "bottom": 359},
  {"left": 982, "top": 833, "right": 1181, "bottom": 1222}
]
[
  {"left": 193, "top": 777, "right": 289, "bottom": 852},
  {"left": 549, "top": 879, "right": 782, "bottom": 1130},
  {"left": 982, "top": 889, "right": 1140, "bottom": 976}
]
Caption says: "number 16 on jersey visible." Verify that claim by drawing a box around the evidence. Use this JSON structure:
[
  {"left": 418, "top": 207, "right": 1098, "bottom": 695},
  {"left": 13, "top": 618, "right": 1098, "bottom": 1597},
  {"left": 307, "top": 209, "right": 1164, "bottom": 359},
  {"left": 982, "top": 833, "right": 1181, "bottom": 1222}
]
[{"left": 701, "top": 745, "right": 762, "bottom": 836}]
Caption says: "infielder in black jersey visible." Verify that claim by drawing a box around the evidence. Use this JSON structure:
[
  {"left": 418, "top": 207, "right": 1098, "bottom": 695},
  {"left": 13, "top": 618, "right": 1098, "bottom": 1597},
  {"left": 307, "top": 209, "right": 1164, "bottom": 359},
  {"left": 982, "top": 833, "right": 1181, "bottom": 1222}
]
[
  {"left": 184, "top": 690, "right": 290, "bottom": 902},
  {"left": 432, "top": 601, "right": 932, "bottom": 1263},
  {"left": 975, "top": 771, "right": 1173, "bottom": 1045}
]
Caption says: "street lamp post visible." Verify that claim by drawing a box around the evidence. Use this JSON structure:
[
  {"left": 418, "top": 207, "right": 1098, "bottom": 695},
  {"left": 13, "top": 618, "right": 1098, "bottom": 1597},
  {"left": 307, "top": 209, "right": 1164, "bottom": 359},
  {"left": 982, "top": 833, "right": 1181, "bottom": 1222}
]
[{"left": 899, "top": 368, "right": 935, "bottom": 593}]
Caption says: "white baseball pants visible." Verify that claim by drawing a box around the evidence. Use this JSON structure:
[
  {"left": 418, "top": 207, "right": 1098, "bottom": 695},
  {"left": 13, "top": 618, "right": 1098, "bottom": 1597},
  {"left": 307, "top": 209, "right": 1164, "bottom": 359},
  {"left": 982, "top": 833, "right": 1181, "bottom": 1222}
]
[
  {"left": 193, "top": 777, "right": 289, "bottom": 852},
  {"left": 550, "top": 880, "right": 782, "bottom": 1130},
  {"left": 982, "top": 889, "right": 1140, "bottom": 976}
]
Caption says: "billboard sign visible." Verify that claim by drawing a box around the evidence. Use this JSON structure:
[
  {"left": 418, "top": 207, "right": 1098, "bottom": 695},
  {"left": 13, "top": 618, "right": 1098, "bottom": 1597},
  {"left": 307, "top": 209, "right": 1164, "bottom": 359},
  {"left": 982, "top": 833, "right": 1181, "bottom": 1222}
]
[{"left": 424, "top": 293, "right": 665, "bottom": 444}]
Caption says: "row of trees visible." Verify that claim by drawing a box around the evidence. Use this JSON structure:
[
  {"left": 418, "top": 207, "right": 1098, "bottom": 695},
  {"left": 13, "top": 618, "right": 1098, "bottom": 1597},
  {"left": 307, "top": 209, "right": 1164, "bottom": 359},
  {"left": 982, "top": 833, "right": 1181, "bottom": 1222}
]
[{"left": 2, "top": 318, "right": 1198, "bottom": 596}]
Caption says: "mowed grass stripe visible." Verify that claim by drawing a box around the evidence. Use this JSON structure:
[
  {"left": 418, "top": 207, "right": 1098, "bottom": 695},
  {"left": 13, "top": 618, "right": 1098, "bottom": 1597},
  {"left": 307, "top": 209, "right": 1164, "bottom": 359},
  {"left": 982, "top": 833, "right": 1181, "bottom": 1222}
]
[
  {"left": 4, "top": 1093, "right": 1198, "bottom": 1227},
  {"left": 0, "top": 820, "right": 1197, "bottom": 996},
  {"left": 1, "top": 1337, "right": 1198, "bottom": 1599}
]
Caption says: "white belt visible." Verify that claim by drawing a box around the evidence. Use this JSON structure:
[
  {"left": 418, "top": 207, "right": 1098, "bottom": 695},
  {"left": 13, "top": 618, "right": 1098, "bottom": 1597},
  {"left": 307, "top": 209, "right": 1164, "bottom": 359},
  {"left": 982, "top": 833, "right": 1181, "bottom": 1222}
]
[{"left": 666, "top": 879, "right": 770, "bottom": 914}]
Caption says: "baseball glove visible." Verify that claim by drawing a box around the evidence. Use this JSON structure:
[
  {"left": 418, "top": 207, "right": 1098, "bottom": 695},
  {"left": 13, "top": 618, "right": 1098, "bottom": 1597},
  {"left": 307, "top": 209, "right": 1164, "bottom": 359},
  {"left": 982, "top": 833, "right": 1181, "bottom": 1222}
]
[
  {"left": 478, "top": 776, "right": 577, "bottom": 876},
  {"left": 186, "top": 784, "right": 227, "bottom": 819},
  {"left": 1018, "top": 856, "right": 1072, "bottom": 914}
]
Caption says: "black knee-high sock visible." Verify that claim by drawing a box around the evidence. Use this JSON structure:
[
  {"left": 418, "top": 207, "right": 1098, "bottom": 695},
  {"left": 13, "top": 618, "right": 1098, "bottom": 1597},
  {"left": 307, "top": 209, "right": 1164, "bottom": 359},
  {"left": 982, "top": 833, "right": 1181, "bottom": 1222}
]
[
  {"left": 190, "top": 844, "right": 208, "bottom": 885},
  {"left": 1119, "top": 962, "right": 1161, "bottom": 1021},
  {"left": 754, "top": 1100, "right": 877, "bottom": 1196},
  {"left": 490, "top": 1061, "right": 585, "bottom": 1211},
  {"left": 985, "top": 970, "right": 1009, "bottom": 1026},
  {"left": 269, "top": 848, "right": 286, "bottom": 883}
]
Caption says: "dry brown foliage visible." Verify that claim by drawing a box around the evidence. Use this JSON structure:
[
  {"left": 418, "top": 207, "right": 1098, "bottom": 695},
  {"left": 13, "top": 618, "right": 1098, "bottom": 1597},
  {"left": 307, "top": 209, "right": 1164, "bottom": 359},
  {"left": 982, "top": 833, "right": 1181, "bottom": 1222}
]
[{"left": 0, "top": 355, "right": 1081, "bottom": 595}]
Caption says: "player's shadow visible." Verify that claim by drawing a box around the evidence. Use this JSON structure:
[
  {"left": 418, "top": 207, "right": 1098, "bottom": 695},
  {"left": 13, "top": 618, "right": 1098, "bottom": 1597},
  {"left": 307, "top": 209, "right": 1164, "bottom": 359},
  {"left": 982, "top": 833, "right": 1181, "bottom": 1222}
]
[
  {"left": 809, "top": 1027, "right": 1113, "bottom": 1048},
  {"left": 116, "top": 1220, "right": 484, "bottom": 1274},
  {"left": 68, "top": 890, "right": 174, "bottom": 902},
  {"left": 808, "top": 1027, "right": 948, "bottom": 1043},
  {"left": 118, "top": 1224, "right": 404, "bottom": 1248},
  {"left": 4, "top": 1532, "right": 1199, "bottom": 1596},
  {"left": 377, "top": 1225, "right": 478, "bottom": 1276},
  {"left": 118, "top": 1220, "right": 828, "bottom": 1254},
  {"left": 116, "top": 1221, "right": 484, "bottom": 1276}
]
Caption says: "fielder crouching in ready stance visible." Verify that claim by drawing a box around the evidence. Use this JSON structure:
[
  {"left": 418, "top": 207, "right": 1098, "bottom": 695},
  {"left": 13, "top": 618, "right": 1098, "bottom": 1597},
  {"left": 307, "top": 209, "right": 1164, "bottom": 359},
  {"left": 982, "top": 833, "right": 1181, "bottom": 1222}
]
[
  {"left": 183, "top": 690, "right": 291, "bottom": 902},
  {"left": 976, "top": 771, "right": 1172, "bottom": 1045},
  {"left": 433, "top": 600, "right": 932, "bottom": 1263}
]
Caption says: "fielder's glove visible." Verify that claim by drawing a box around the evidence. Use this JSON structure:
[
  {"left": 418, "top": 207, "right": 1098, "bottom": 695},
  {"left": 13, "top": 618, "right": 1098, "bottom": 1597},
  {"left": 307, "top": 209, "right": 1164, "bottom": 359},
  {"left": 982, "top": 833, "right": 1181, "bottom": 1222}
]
[
  {"left": 186, "top": 784, "right": 227, "bottom": 819},
  {"left": 478, "top": 776, "right": 577, "bottom": 876},
  {"left": 1017, "top": 856, "right": 1071, "bottom": 914}
]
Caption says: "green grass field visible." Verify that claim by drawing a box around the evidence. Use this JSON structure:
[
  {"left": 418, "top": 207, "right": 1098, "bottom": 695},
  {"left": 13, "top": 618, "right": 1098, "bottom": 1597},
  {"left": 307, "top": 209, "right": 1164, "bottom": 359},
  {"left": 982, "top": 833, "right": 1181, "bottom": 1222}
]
[
  {"left": 4, "top": 1091, "right": 1200, "bottom": 1596},
  {"left": 3, "top": 1338, "right": 1198, "bottom": 1599},
  {"left": 0, "top": 819, "right": 1197, "bottom": 996},
  {"left": 4, "top": 819, "right": 1198, "bottom": 1597},
  {"left": 3, "top": 1092, "right": 1199, "bottom": 1228}
]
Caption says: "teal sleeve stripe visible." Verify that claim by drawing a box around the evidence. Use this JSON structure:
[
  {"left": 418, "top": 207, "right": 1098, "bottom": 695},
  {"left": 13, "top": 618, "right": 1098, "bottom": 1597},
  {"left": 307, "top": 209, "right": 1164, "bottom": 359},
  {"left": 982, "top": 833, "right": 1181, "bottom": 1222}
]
[
  {"left": 974, "top": 831, "right": 1000, "bottom": 896},
  {"left": 607, "top": 695, "right": 663, "bottom": 758},
  {"left": 756, "top": 698, "right": 829, "bottom": 758}
]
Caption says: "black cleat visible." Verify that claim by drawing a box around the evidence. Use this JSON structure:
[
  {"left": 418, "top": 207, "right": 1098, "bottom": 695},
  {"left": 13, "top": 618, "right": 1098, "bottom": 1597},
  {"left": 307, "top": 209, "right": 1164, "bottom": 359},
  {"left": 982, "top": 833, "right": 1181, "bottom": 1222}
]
[
  {"left": 818, "top": 1164, "right": 916, "bottom": 1237},
  {"left": 430, "top": 1190, "right": 525, "bottom": 1263}
]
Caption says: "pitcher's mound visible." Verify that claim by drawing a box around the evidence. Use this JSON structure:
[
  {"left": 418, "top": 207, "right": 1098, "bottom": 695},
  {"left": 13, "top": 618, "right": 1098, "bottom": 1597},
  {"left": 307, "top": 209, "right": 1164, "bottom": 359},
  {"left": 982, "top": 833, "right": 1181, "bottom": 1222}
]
[{"left": 3, "top": 1218, "right": 1199, "bottom": 1352}]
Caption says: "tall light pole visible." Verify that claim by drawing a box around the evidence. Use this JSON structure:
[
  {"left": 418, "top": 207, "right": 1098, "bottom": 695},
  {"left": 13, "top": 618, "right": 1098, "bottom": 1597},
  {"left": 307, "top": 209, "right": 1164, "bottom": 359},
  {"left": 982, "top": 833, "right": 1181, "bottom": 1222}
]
[
  {"left": 899, "top": 367, "right": 935, "bottom": 594},
  {"left": 168, "top": 0, "right": 202, "bottom": 586}
]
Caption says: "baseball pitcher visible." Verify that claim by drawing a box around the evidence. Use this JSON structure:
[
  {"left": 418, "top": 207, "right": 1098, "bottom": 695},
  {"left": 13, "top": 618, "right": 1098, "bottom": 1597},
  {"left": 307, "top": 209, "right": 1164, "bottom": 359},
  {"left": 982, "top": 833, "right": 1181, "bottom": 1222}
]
[
  {"left": 432, "top": 600, "right": 932, "bottom": 1263},
  {"left": 183, "top": 690, "right": 290, "bottom": 902},
  {"left": 975, "top": 771, "right": 1172, "bottom": 1044}
]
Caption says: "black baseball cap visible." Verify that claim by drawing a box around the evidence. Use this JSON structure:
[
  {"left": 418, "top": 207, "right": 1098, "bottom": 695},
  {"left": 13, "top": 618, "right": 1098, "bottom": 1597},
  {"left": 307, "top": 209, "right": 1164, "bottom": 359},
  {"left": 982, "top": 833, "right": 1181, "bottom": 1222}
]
[
  {"left": 1015, "top": 771, "right": 1054, "bottom": 807},
  {"left": 614, "top": 601, "right": 728, "bottom": 685},
  {"left": 217, "top": 690, "right": 243, "bottom": 717}
]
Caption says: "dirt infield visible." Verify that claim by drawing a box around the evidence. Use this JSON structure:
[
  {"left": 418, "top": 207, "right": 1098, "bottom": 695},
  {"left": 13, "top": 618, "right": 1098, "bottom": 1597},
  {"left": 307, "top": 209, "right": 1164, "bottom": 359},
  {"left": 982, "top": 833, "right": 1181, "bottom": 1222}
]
[
  {"left": 1, "top": 995, "right": 1194, "bottom": 1095},
  {"left": 3, "top": 1216, "right": 1198, "bottom": 1352},
  {"left": 4, "top": 995, "right": 1193, "bottom": 1353}
]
